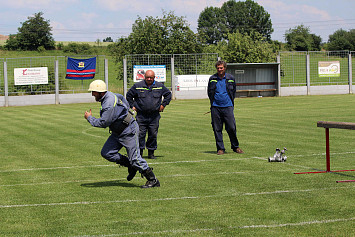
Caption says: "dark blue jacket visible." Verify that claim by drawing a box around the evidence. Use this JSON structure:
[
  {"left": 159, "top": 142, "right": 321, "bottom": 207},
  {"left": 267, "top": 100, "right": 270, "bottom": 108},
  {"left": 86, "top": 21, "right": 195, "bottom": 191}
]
[
  {"left": 207, "top": 73, "right": 236, "bottom": 106},
  {"left": 126, "top": 80, "right": 172, "bottom": 113}
]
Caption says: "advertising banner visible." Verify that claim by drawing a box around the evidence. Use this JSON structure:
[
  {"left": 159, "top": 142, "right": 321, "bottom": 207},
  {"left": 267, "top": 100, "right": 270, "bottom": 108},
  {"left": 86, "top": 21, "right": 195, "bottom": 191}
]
[
  {"left": 14, "top": 67, "right": 48, "bottom": 85},
  {"left": 133, "top": 65, "right": 166, "bottom": 82},
  {"left": 318, "top": 61, "right": 340, "bottom": 77}
]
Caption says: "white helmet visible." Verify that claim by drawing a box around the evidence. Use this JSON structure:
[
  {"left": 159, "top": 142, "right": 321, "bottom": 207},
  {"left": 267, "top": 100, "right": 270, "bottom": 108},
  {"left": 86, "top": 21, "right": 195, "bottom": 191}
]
[{"left": 88, "top": 80, "right": 107, "bottom": 92}]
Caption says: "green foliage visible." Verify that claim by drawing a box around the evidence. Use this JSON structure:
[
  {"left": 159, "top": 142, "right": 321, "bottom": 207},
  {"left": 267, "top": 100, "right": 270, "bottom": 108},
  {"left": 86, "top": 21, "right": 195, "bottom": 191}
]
[
  {"left": 56, "top": 42, "right": 64, "bottom": 50},
  {"left": 5, "top": 12, "right": 55, "bottom": 51},
  {"left": 37, "top": 45, "right": 46, "bottom": 53},
  {"left": 198, "top": 0, "right": 273, "bottom": 45},
  {"left": 326, "top": 29, "right": 355, "bottom": 51},
  {"left": 197, "top": 6, "right": 228, "bottom": 44},
  {"left": 216, "top": 31, "right": 275, "bottom": 63},
  {"left": 285, "top": 25, "right": 322, "bottom": 51},
  {"left": 103, "top": 37, "right": 113, "bottom": 42},
  {"left": 62, "top": 43, "right": 97, "bottom": 54},
  {"left": 127, "top": 11, "right": 201, "bottom": 55}
]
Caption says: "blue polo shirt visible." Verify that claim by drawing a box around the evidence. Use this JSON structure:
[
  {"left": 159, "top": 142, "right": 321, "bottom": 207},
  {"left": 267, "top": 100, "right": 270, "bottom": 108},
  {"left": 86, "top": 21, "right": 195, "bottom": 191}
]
[{"left": 212, "top": 76, "right": 233, "bottom": 107}]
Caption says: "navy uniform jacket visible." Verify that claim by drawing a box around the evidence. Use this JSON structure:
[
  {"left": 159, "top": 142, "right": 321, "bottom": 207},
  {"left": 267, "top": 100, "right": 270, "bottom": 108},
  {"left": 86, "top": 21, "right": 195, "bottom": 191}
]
[
  {"left": 126, "top": 80, "right": 172, "bottom": 114},
  {"left": 207, "top": 73, "right": 236, "bottom": 106}
]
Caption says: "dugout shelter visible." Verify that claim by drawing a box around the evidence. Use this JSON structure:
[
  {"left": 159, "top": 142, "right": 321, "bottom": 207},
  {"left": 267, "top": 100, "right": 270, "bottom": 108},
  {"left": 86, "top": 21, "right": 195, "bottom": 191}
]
[{"left": 227, "top": 63, "right": 280, "bottom": 97}]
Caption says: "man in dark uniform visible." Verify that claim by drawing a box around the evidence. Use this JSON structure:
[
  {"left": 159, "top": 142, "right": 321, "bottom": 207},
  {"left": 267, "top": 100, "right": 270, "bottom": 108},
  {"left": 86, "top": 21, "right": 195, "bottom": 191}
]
[
  {"left": 207, "top": 60, "right": 244, "bottom": 155},
  {"left": 126, "top": 70, "right": 171, "bottom": 159},
  {"left": 84, "top": 80, "right": 160, "bottom": 188}
]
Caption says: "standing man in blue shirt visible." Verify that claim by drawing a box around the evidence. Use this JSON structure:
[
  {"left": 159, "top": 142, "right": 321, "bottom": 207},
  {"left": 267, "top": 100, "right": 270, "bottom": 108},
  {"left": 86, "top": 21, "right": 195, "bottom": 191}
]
[
  {"left": 207, "top": 60, "right": 244, "bottom": 155},
  {"left": 126, "top": 70, "right": 172, "bottom": 159}
]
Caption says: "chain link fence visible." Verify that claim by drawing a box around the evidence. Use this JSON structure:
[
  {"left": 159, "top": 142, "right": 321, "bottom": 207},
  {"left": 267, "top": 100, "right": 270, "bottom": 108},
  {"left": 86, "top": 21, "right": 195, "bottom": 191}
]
[
  {"left": 1, "top": 55, "right": 107, "bottom": 96},
  {"left": 124, "top": 53, "right": 218, "bottom": 89},
  {"left": 279, "top": 51, "right": 350, "bottom": 87}
]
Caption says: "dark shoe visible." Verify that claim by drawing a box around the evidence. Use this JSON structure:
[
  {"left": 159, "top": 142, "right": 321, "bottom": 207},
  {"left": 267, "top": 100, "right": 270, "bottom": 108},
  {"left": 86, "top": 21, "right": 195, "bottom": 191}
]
[
  {"left": 148, "top": 150, "right": 156, "bottom": 159},
  {"left": 141, "top": 178, "right": 160, "bottom": 188},
  {"left": 234, "top": 147, "right": 244, "bottom": 154},
  {"left": 217, "top": 150, "right": 225, "bottom": 155},
  {"left": 140, "top": 149, "right": 144, "bottom": 157},
  {"left": 127, "top": 166, "right": 137, "bottom": 181},
  {"left": 141, "top": 167, "right": 160, "bottom": 188},
  {"left": 116, "top": 155, "right": 137, "bottom": 181}
]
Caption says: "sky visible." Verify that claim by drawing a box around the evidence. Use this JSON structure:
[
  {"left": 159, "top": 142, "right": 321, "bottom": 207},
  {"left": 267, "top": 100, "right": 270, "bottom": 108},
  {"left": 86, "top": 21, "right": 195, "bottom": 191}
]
[{"left": 1, "top": 0, "right": 355, "bottom": 43}]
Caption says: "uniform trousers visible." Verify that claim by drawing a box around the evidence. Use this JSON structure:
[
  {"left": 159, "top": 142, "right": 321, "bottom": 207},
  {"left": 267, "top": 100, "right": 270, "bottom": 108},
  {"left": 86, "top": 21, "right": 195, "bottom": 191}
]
[
  {"left": 211, "top": 106, "right": 240, "bottom": 151},
  {"left": 100, "top": 120, "right": 149, "bottom": 172},
  {"left": 136, "top": 112, "right": 160, "bottom": 151}
]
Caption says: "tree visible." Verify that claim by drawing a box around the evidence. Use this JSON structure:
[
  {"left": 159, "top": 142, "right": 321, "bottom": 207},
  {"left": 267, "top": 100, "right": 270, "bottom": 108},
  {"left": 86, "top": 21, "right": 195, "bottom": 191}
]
[
  {"left": 126, "top": 11, "right": 201, "bottom": 55},
  {"left": 222, "top": 31, "right": 275, "bottom": 63},
  {"left": 197, "top": 0, "right": 273, "bottom": 44},
  {"left": 197, "top": 7, "right": 228, "bottom": 44},
  {"left": 5, "top": 12, "right": 55, "bottom": 51},
  {"left": 284, "top": 25, "right": 321, "bottom": 51},
  {"left": 327, "top": 29, "right": 355, "bottom": 51},
  {"left": 103, "top": 37, "right": 113, "bottom": 42}
]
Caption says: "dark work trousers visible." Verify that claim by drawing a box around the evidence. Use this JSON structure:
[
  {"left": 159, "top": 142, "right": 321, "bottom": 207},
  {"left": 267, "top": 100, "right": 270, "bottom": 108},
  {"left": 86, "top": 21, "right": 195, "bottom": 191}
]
[
  {"left": 136, "top": 111, "right": 161, "bottom": 151},
  {"left": 211, "top": 106, "right": 240, "bottom": 151}
]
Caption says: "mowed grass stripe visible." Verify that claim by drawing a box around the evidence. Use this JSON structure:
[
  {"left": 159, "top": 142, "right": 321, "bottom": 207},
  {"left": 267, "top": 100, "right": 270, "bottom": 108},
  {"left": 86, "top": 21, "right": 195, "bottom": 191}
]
[{"left": 0, "top": 94, "right": 354, "bottom": 236}]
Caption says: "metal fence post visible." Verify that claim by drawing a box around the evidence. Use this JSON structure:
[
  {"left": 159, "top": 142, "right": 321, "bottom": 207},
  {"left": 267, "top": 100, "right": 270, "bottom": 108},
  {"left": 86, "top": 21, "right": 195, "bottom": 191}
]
[
  {"left": 349, "top": 54, "right": 353, "bottom": 94},
  {"left": 123, "top": 57, "right": 127, "bottom": 97},
  {"left": 306, "top": 53, "right": 310, "bottom": 95},
  {"left": 277, "top": 55, "right": 281, "bottom": 97},
  {"left": 55, "top": 60, "right": 59, "bottom": 104},
  {"left": 171, "top": 56, "right": 175, "bottom": 100},
  {"left": 105, "top": 58, "right": 109, "bottom": 90},
  {"left": 4, "top": 61, "right": 8, "bottom": 107}
]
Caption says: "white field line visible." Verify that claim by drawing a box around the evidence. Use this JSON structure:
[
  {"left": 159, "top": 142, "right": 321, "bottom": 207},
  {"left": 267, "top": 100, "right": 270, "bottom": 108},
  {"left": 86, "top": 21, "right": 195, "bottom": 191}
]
[
  {"left": 76, "top": 217, "right": 355, "bottom": 237},
  {"left": 81, "top": 127, "right": 104, "bottom": 138},
  {"left": 0, "top": 157, "right": 269, "bottom": 173},
  {"left": 0, "top": 186, "right": 354, "bottom": 209},
  {"left": 0, "top": 170, "right": 290, "bottom": 187},
  {"left": 2, "top": 151, "right": 355, "bottom": 173}
]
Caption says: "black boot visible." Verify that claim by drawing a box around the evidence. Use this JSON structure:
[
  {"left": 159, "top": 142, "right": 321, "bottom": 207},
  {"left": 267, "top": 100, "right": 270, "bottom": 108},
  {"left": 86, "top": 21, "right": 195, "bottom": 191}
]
[
  {"left": 148, "top": 150, "right": 156, "bottom": 159},
  {"left": 141, "top": 167, "right": 160, "bottom": 188},
  {"left": 140, "top": 149, "right": 144, "bottom": 157},
  {"left": 116, "top": 155, "right": 137, "bottom": 181}
]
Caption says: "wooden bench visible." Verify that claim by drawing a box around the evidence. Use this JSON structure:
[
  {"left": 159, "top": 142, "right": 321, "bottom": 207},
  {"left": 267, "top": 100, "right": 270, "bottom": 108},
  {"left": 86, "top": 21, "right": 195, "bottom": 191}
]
[
  {"left": 295, "top": 121, "right": 355, "bottom": 183},
  {"left": 236, "top": 82, "right": 277, "bottom": 97}
]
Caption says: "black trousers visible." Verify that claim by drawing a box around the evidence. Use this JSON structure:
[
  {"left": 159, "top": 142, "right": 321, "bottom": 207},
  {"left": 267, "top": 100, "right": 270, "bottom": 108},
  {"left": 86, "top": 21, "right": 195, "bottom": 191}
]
[
  {"left": 136, "top": 112, "right": 160, "bottom": 151},
  {"left": 211, "top": 106, "right": 240, "bottom": 151}
]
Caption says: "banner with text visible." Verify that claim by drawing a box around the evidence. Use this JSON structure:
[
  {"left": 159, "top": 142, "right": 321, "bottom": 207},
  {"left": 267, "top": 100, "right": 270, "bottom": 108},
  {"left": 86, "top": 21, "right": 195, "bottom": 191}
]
[
  {"left": 318, "top": 61, "right": 340, "bottom": 77},
  {"left": 14, "top": 67, "right": 48, "bottom": 85}
]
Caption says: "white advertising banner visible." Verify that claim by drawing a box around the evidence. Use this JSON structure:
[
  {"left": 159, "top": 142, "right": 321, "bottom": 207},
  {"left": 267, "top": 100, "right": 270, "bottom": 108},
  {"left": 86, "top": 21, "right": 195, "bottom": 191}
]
[
  {"left": 133, "top": 65, "right": 166, "bottom": 82},
  {"left": 14, "top": 67, "right": 49, "bottom": 85},
  {"left": 318, "top": 61, "right": 340, "bottom": 77}
]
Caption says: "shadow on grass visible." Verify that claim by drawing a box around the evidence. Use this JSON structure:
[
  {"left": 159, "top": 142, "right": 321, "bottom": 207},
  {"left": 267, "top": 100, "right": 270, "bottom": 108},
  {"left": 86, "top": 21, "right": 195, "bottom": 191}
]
[{"left": 81, "top": 180, "right": 140, "bottom": 188}]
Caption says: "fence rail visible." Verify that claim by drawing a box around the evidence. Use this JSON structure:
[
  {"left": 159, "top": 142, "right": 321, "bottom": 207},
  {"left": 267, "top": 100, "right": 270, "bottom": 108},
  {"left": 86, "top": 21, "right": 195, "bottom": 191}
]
[
  {"left": 123, "top": 53, "right": 219, "bottom": 99},
  {"left": 0, "top": 55, "right": 107, "bottom": 96},
  {"left": 1, "top": 55, "right": 107, "bottom": 106}
]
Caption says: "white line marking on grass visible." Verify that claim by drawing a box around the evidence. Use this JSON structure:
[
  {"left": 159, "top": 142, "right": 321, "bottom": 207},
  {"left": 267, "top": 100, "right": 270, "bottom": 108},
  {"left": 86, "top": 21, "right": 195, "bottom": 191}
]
[
  {"left": 1, "top": 186, "right": 353, "bottom": 209},
  {"left": 81, "top": 127, "right": 103, "bottom": 138},
  {"left": 1, "top": 151, "right": 354, "bottom": 173},
  {"left": 0, "top": 171, "right": 259, "bottom": 187},
  {"left": 75, "top": 217, "right": 355, "bottom": 236}
]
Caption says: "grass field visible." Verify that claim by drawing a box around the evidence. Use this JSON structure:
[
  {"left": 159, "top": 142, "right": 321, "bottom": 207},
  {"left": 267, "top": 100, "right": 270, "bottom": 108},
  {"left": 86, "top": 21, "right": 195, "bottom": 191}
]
[{"left": 1, "top": 95, "right": 354, "bottom": 236}]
